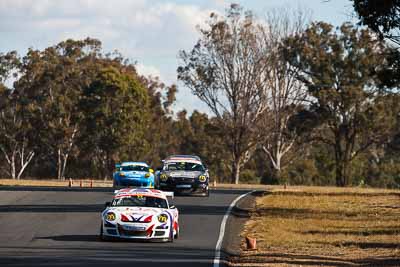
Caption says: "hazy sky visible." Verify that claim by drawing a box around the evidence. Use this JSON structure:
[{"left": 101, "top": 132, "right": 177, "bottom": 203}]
[{"left": 0, "top": 0, "right": 356, "bottom": 113}]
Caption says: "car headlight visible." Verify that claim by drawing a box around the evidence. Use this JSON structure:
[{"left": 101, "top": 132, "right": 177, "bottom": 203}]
[
  {"left": 158, "top": 214, "right": 168, "bottom": 223},
  {"left": 145, "top": 173, "right": 151, "bottom": 178},
  {"left": 160, "top": 174, "right": 168, "bottom": 181},
  {"left": 199, "top": 175, "right": 207, "bottom": 182},
  {"left": 105, "top": 212, "right": 116, "bottom": 221},
  {"left": 119, "top": 172, "right": 125, "bottom": 177}
]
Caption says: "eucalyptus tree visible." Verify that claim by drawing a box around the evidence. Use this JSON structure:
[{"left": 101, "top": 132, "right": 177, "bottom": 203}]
[
  {"left": 352, "top": 0, "right": 400, "bottom": 45},
  {"left": 16, "top": 38, "right": 101, "bottom": 179},
  {"left": 284, "top": 22, "right": 397, "bottom": 186},
  {"left": 350, "top": 0, "right": 400, "bottom": 90},
  {"left": 0, "top": 51, "right": 36, "bottom": 179},
  {"left": 258, "top": 7, "right": 310, "bottom": 182},
  {"left": 79, "top": 63, "right": 150, "bottom": 179},
  {"left": 178, "top": 4, "right": 269, "bottom": 184}
]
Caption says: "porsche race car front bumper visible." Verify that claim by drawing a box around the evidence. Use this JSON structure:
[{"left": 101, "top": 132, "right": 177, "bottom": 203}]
[
  {"left": 102, "top": 222, "right": 171, "bottom": 240},
  {"left": 159, "top": 181, "right": 209, "bottom": 196}
]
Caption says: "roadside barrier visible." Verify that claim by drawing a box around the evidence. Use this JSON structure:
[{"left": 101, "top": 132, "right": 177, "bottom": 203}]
[{"left": 66, "top": 178, "right": 105, "bottom": 188}]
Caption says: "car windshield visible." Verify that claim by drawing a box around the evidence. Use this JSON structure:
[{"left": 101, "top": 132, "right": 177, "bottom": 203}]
[
  {"left": 166, "top": 162, "right": 204, "bottom": 171},
  {"left": 112, "top": 196, "right": 168, "bottom": 209},
  {"left": 121, "top": 165, "right": 149, "bottom": 172}
]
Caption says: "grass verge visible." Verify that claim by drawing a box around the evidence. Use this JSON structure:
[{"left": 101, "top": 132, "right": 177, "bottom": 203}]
[{"left": 232, "top": 187, "right": 400, "bottom": 266}]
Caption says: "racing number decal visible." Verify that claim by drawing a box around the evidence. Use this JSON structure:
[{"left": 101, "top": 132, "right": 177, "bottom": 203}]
[
  {"left": 106, "top": 213, "right": 116, "bottom": 221},
  {"left": 158, "top": 214, "right": 168, "bottom": 223}
]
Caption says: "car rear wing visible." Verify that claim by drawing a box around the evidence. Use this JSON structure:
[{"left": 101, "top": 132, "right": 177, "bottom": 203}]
[
  {"left": 162, "top": 191, "right": 174, "bottom": 199},
  {"left": 113, "top": 188, "right": 174, "bottom": 199}
]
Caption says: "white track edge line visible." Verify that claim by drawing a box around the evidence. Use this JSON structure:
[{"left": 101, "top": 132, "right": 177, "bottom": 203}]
[{"left": 213, "top": 190, "right": 256, "bottom": 267}]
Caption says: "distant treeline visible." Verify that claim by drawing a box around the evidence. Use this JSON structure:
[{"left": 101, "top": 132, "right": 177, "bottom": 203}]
[{"left": 1, "top": 2, "right": 400, "bottom": 188}]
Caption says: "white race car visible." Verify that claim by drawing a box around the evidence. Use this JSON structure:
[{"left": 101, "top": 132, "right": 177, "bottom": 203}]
[{"left": 100, "top": 188, "right": 179, "bottom": 242}]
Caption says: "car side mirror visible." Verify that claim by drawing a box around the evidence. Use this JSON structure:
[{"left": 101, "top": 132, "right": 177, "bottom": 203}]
[
  {"left": 105, "top": 202, "right": 111, "bottom": 207},
  {"left": 170, "top": 205, "right": 176, "bottom": 209}
]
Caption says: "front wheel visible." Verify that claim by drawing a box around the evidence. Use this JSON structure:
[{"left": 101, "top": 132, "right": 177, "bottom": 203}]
[
  {"left": 168, "top": 228, "right": 174, "bottom": 243},
  {"left": 204, "top": 186, "right": 210, "bottom": 197},
  {"left": 100, "top": 224, "right": 112, "bottom": 241},
  {"left": 174, "top": 224, "right": 180, "bottom": 239},
  {"left": 99, "top": 225, "right": 105, "bottom": 241}
]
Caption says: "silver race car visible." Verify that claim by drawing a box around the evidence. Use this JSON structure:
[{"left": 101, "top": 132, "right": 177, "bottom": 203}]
[{"left": 156, "top": 155, "right": 210, "bottom": 196}]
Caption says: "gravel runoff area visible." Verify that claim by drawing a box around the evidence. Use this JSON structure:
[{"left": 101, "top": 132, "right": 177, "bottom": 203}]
[{"left": 230, "top": 187, "right": 400, "bottom": 267}]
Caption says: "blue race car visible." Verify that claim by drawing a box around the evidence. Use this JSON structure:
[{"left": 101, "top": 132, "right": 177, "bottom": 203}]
[{"left": 113, "top": 162, "right": 155, "bottom": 188}]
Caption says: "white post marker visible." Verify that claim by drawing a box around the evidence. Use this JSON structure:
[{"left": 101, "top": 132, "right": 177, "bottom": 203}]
[{"left": 213, "top": 190, "right": 256, "bottom": 267}]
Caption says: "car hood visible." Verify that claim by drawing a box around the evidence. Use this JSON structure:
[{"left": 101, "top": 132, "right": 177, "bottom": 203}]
[
  {"left": 108, "top": 207, "right": 164, "bottom": 222},
  {"left": 163, "top": 170, "right": 203, "bottom": 178}
]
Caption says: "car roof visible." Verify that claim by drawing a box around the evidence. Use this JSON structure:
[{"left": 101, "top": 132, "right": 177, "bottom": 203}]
[
  {"left": 164, "top": 158, "right": 202, "bottom": 165},
  {"left": 120, "top": 162, "right": 149, "bottom": 167},
  {"left": 113, "top": 188, "right": 169, "bottom": 200},
  {"left": 164, "top": 155, "right": 203, "bottom": 164},
  {"left": 165, "top": 155, "right": 201, "bottom": 161}
]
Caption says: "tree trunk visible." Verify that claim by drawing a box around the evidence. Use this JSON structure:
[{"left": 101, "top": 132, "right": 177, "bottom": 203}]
[
  {"left": 335, "top": 162, "right": 344, "bottom": 187},
  {"left": 262, "top": 146, "right": 283, "bottom": 184},
  {"left": 334, "top": 138, "right": 351, "bottom": 187},
  {"left": 16, "top": 150, "right": 35, "bottom": 180},
  {"left": 335, "top": 157, "right": 350, "bottom": 187},
  {"left": 1, "top": 146, "right": 17, "bottom": 179},
  {"left": 57, "top": 148, "right": 62, "bottom": 180},
  {"left": 334, "top": 134, "right": 346, "bottom": 187},
  {"left": 11, "top": 155, "right": 16, "bottom": 180},
  {"left": 271, "top": 168, "right": 282, "bottom": 184},
  {"left": 231, "top": 158, "right": 241, "bottom": 184},
  {"left": 342, "top": 156, "right": 350, "bottom": 186},
  {"left": 60, "top": 154, "right": 68, "bottom": 181}
]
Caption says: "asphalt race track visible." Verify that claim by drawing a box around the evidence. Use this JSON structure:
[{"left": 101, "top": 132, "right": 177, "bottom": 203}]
[{"left": 0, "top": 187, "right": 250, "bottom": 267}]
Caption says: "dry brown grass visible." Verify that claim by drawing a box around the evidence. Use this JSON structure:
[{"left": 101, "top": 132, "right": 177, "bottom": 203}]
[{"left": 236, "top": 187, "right": 400, "bottom": 266}]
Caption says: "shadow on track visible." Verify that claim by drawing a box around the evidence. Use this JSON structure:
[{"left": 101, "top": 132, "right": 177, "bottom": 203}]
[
  {"left": 0, "top": 203, "right": 232, "bottom": 215},
  {"left": 36, "top": 235, "right": 100, "bottom": 242},
  {"left": 0, "top": 186, "right": 114, "bottom": 193},
  {"left": 0, "top": 186, "right": 253, "bottom": 195},
  {"left": 0, "top": 245, "right": 218, "bottom": 267},
  {"left": 0, "top": 204, "right": 104, "bottom": 213},
  {"left": 36, "top": 235, "right": 169, "bottom": 243}
]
